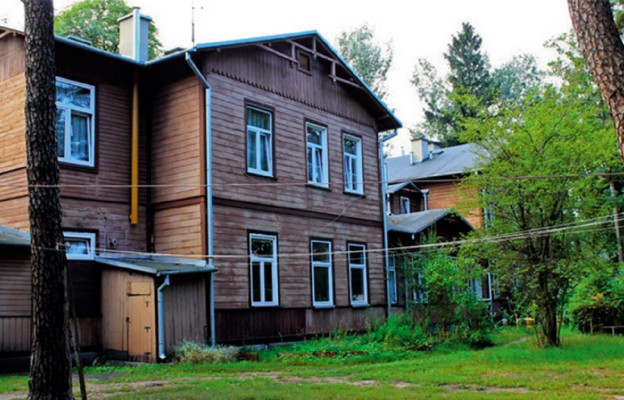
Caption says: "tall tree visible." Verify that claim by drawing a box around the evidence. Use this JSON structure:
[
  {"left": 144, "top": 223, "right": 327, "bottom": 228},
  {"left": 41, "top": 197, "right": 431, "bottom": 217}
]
[
  {"left": 568, "top": 0, "right": 624, "bottom": 164},
  {"left": 491, "top": 53, "right": 541, "bottom": 103},
  {"left": 23, "top": 0, "right": 74, "bottom": 398},
  {"left": 412, "top": 22, "right": 494, "bottom": 147},
  {"left": 461, "top": 73, "right": 618, "bottom": 347},
  {"left": 55, "top": 0, "right": 162, "bottom": 59},
  {"left": 337, "top": 24, "right": 393, "bottom": 101}
]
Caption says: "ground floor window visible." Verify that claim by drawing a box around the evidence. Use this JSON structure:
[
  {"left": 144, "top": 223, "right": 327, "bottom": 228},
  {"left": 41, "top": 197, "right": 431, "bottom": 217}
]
[
  {"left": 388, "top": 253, "right": 398, "bottom": 304},
  {"left": 311, "top": 240, "right": 333, "bottom": 307},
  {"left": 348, "top": 243, "right": 368, "bottom": 306},
  {"left": 249, "top": 233, "right": 278, "bottom": 306},
  {"left": 63, "top": 231, "right": 96, "bottom": 260}
]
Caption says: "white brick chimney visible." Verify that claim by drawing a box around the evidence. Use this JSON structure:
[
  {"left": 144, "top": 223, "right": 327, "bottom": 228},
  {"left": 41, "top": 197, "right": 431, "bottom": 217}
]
[{"left": 118, "top": 7, "right": 151, "bottom": 62}]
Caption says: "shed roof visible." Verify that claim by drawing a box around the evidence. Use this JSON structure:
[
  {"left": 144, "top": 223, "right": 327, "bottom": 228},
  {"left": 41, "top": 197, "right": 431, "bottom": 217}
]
[
  {"left": 0, "top": 225, "right": 30, "bottom": 246},
  {"left": 96, "top": 255, "right": 217, "bottom": 276},
  {"left": 386, "top": 143, "right": 480, "bottom": 183},
  {"left": 387, "top": 181, "right": 421, "bottom": 194},
  {"left": 388, "top": 209, "right": 473, "bottom": 234}
]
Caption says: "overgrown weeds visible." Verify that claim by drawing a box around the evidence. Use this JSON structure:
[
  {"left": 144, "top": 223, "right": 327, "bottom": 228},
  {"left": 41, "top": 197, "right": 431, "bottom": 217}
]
[{"left": 174, "top": 341, "right": 239, "bottom": 364}]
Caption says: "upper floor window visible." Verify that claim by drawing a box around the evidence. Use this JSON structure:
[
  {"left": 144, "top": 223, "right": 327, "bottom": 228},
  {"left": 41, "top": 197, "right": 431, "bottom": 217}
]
[
  {"left": 348, "top": 243, "right": 368, "bottom": 306},
  {"left": 63, "top": 231, "right": 96, "bottom": 260},
  {"left": 344, "top": 135, "right": 363, "bottom": 194},
  {"left": 306, "top": 122, "right": 329, "bottom": 187},
  {"left": 400, "top": 196, "right": 411, "bottom": 214},
  {"left": 249, "top": 233, "right": 279, "bottom": 306},
  {"left": 247, "top": 107, "right": 273, "bottom": 177},
  {"left": 56, "top": 77, "right": 95, "bottom": 167},
  {"left": 311, "top": 240, "right": 333, "bottom": 307}
]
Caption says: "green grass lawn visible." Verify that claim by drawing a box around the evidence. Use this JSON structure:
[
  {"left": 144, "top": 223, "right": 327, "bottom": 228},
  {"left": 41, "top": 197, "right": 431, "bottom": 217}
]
[{"left": 2, "top": 329, "right": 624, "bottom": 399}]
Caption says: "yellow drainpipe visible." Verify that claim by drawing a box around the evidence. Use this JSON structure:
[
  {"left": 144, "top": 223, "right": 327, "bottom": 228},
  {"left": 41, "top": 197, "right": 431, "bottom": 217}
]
[{"left": 130, "top": 68, "right": 139, "bottom": 225}]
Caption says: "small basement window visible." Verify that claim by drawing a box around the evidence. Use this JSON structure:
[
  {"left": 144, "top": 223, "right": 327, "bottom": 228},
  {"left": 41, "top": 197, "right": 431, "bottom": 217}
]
[
  {"left": 297, "top": 50, "right": 311, "bottom": 73},
  {"left": 64, "top": 231, "right": 96, "bottom": 260}
]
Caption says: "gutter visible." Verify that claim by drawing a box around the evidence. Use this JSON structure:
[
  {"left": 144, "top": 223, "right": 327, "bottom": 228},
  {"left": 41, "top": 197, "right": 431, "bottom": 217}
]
[
  {"left": 157, "top": 275, "right": 170, "bottom": 360},
  {"left": 185, "top": 52, "right": 216, "bottom": 347},
  {"left": 380, "top": 130, "right": 398, "bottom": 317}
]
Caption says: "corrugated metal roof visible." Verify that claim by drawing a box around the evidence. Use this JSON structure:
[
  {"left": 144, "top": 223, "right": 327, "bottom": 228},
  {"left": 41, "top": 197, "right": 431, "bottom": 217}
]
[
  {"left": 386, "top": 143, "right": 480, "bottom": 183},
  {"left": 96, "top": 255, "right": 217, "bottom": 276},
  {"left": 0, "top": 225, "right": 30, "bottom": 246},
  {"left": 388, "top": 209, "right": 473, "bottom": 234}
]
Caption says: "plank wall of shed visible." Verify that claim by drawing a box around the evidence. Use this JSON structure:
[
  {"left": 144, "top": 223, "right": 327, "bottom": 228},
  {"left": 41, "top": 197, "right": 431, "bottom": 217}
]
[{"left": 163, "top": 274, "right": 207, "bottom": 351}]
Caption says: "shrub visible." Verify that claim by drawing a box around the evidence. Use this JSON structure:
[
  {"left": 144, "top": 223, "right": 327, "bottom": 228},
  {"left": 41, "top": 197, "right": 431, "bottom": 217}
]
[{"left": 174, "top": 341, "right": 239, "bottom": 364}]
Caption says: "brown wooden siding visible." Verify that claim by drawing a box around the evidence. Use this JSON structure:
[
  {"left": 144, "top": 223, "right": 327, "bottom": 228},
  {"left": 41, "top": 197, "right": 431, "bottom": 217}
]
[
  {"left": 0, "top": 247, "right": 30, "bottom": 316},
  {"left": 0, "top": 73, "right": 26, "bottom": 174},
  {"left": 204, "top": 48, "right": 382, "bottom": 224},
  {"left": 153, "top": 203, "right": 203, "bottom": 256},
  {"left": 0, "top": 35, "right": 25, "bottom": 81},
  {"left": 163, "top": 274, "right": 207, "bottom": 351},
  {"left": 417, "top": 181, "right": 483, "bottom": 228},
  {"left": 213, "top": 204, "right": 385, "bottom": 311}
]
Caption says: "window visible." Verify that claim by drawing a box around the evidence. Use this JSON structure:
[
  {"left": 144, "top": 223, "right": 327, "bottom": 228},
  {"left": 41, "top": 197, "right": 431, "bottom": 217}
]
[
  {"left": 412, "top": 271, "right": 427, "bottom": 304},
  {"left": 400, "top": 196, "right": 411, "bottom": 214},
  {"left": 470, "top": 273, "right": 492, "bottom": 301},
  {"left": 297, "top": 50, "right": 311, "bottom": 73},
  {"left": 247, "top": 107, "right": 273, "bottom": 176},
  {"left": 55, "top": 77, "right": 95, "bottom": 167},
  {"left": 344, "top": 135, "right": 363, "bottom": 194},
  {"left": 388, "top": 253, "right": 398, "bottom": 305},
  {"left": 311, "top": 240, "right": 333, "bottom": 307},
  {"left": 63, "top": 231, "right": 96, "bottom": 260},
  {"left": 249, "top": 233, "right": 278, "bottom": 306},
  {"left": 306, "top": 122, "right": 328, "bottom": 187},
  {"left": 348, "top": 243, "right": 368, "bottom": 306}
]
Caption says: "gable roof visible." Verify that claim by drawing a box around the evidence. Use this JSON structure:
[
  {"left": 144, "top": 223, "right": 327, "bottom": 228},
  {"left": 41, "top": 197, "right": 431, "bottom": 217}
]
[
  {"left": 387, "top": 181, "right": 421, "bottom": 194},
  {"left": 386, "top": 143, "right": 480, "bottom": 183},
  {"left": 0, "top": 26, "right": 400, "bottom": 131}
]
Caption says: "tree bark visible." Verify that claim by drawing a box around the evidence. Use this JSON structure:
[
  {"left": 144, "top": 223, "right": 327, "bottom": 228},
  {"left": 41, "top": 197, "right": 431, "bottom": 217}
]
[
  {"left": 568, "top": 0, "right": 624, "bottom": 164},
  {"left": 23, "top": 0, "right": 74, "bottom": 398}
]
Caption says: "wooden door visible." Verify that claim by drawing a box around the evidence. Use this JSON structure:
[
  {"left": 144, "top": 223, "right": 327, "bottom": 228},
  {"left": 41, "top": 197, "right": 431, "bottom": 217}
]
[{"left": 126, "top": 281, "right": 155, "bottom": 362}]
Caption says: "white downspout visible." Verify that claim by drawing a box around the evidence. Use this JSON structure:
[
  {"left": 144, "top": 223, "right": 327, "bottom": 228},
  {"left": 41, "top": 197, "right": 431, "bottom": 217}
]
[
  {"left": 421, "top": 189, "right": 429, "bottom": 211},
  {"left": 157, "top": 275, "right": 170, "bottom": 360},
  {"left": 380, "top": 130, "right": 398, "bottom": 317},
  {"left": 185, "top": 52, "right": 216, "bottom": 347}
]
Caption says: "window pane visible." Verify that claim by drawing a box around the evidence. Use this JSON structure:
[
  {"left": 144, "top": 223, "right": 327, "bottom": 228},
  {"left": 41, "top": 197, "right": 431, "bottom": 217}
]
[
  {"left": 351, "top": 268, "right": 364, "bottom": 302},
  {"left": 56, "top": 108, "right": 66, "bottom": 158},
  {"left": 314, "top": 149, "right": 323, "bottom": 183},
  {"left": 251, "top": 237, "right": 273, "bottom": 256},
  {"left": 259, "top": 133, "right": 270, "bottom": 172},
  {"left": 389, "top": 269, "right": 397, "bottom": 303},
  {"left": 247, "top": 130, "right": 257, "bottom": 170},
  {"left": 314, "top": 266, "right": 330, "bottom": 302},
  {"left": 264, "top": 263, "right": 273, "bottom": 302},
  {"left": 252, "top": 262, "right": 261, "bottom": 303},
  {"left": 66, "top": 239, "right": 90, "bottom": 256},
  {"left": 56, "top": 80, "right": 91, "bottom": 109},
  {"left": 307, "top": 146, "right": 314, "bottom": 182},
  {"left": 349, "top": 245, "right": 364, "bottom": 265},
  {"left": 307, "top": 127, "right": 322, "bottom": 145},
  {"left": 344, "top": 138, "right": 357, "bottom": 155},
  {"left": 312, "top": 241, "right": 330, "bottom": 262},
  {"left": 247, "top": 108, "right": 271, "bottom": 130},
  {"left": 70, "top": 113, "right": 90, "bottom": 161}
]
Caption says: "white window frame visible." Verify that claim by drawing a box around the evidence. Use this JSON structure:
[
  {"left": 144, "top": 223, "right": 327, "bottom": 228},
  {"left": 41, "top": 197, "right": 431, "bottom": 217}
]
[
  {"left": 63, "top": 231, "right": 96, "bottom": 261},
  {"left": 249, "top": 233, "right": 279, "bottom": 306},
  {"left": 400, "top": 196, "right": 411, "bottom": 214},
  {"left": 56, "top": 77, "right": 96, "bottom": 167},
  {"left": 348, "top": 243, "right": 368, "bottom": 306},
  {"left": 306, "top": 122, "right": 329, "bottom": 187},
  {"left": 246, "top": 106, "right": 273, "bottom": 177},
  {"left": 343, "top": 134, "right": 363, "bottom": 194},
  {"left": 470, "top": 273, "right": 492, "bottom": 301},
  {"left": 310, "top": 240, "right": 334, "bottom": 307},
  {"left": 388, "top": 253, "right": 398, "bottom": 305}
]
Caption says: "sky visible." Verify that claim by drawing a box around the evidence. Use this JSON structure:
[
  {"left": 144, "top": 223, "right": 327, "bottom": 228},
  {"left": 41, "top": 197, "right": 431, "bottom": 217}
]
[{"left": 1, "top": 0, "right": 573, "bottom": 155}]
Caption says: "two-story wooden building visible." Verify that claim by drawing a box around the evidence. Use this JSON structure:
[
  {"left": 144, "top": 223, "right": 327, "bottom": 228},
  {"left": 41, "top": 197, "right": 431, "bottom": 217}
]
[{"left": 0, "top": 10, "right": 401, "bottom": 363}]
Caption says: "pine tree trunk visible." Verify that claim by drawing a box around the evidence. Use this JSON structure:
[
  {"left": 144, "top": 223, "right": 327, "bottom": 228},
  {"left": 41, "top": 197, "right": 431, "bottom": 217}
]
[
  {"left": 23, "top": 0, "right": 74, "bottom": 398},
  {"left": 568, "top": 0, "right": 624, "bottom": 164}
]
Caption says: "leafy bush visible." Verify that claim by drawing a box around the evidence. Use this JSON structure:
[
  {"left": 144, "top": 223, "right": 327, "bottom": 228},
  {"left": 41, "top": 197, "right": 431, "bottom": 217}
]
[
  {"left": 174, "top": 341, "right": 239, "bottom": 364},
  {"left": 366, "top": 314, "right": 430, "bottom": 350},
  {"left": 569, "top": 271, "right": 624, "bottom": 333}
]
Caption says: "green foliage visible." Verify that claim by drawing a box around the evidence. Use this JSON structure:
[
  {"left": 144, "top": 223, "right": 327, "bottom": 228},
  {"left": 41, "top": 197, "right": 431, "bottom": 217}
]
[
  {"left": 459, "top": 35, "right": 620, "bottom": 346},
  {"left": 337, "top": 24, "right": 393, "bottom": 101},
  {"left": 54, "top": 0, "right": 162, "bottom": 59},
  {"left": 174, "top": 341, "right": 239, "bottom": 364},
  {"left": 569, "top": 270, "right": 624, "bottom": 333},
  {"left": 491, "top": 53, "right": 541, "bottom": 103}
]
